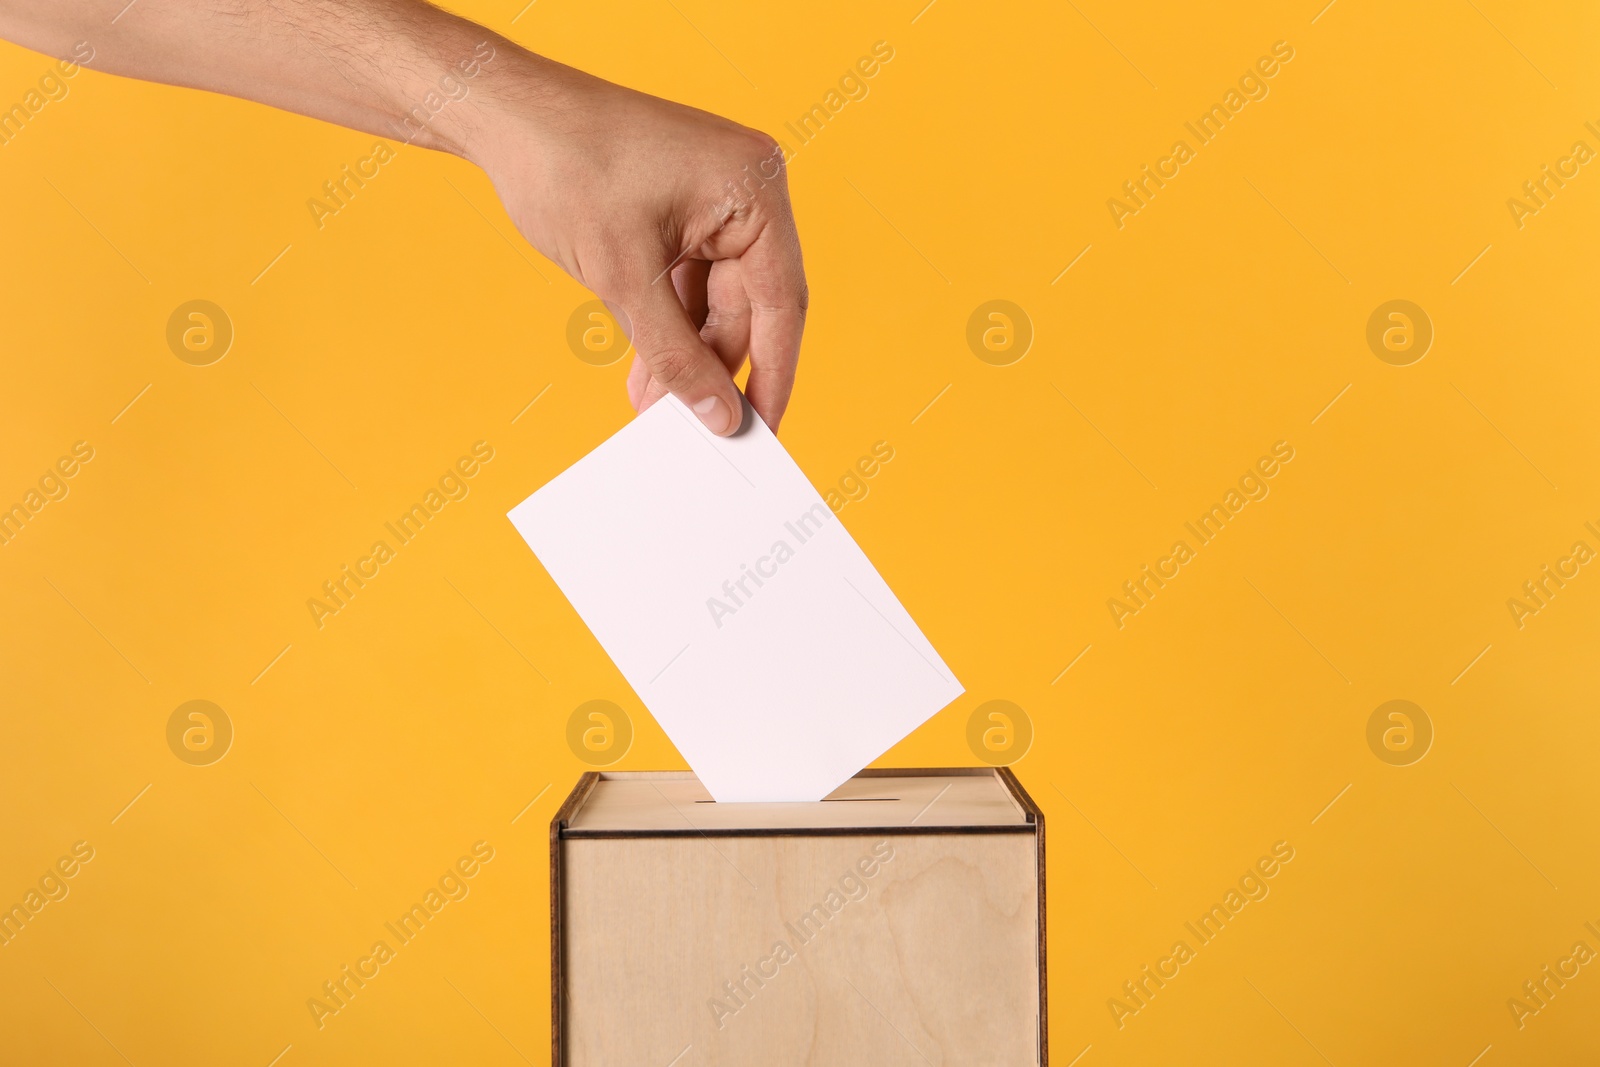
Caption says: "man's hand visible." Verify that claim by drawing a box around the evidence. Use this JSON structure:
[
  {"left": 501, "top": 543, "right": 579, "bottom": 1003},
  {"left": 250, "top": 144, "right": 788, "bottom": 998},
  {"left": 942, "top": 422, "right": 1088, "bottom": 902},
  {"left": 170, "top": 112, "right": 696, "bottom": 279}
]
[
  {"left": 0, "top": 0, "right": 806, "bottom": 435},
  {"left": 469, "top": 65, "right": 807, "bottom": 435}
]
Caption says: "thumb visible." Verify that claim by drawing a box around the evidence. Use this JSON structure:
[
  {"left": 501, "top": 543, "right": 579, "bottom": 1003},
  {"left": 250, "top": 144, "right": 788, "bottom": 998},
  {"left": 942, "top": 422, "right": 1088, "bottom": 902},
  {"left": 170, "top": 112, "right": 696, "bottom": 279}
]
[{"left": 622, "top": 277, "right": 744, "bottom": 436}]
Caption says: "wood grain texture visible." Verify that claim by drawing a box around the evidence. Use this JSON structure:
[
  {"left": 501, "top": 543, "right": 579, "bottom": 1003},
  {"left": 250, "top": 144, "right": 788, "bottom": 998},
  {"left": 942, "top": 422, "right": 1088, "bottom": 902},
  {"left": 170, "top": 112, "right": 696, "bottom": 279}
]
[
  {"left": 997, "top": 767, "right": 1048, "bottom": 1063},
  {"left": 561, "top": 836, "right": 1040, "bottom": 1064},
  {"left": 568, "top": 771, "right": 1032, "bottom": 833}
]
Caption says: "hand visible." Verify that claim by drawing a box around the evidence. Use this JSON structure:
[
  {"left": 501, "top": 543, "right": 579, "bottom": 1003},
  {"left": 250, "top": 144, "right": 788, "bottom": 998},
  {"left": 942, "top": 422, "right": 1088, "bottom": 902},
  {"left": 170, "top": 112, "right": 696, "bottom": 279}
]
[
  {"left": 469, "top": 64, "right": 808, "bottom": 435},
  {"left": 0, "top": 0, "right": 807, "bottom": 435}
]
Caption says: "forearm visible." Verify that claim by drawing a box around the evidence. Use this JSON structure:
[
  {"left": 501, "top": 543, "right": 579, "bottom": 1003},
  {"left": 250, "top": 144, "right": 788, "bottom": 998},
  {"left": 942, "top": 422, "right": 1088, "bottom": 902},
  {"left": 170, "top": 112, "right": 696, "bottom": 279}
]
[
  {"left": 1, "top": 0, "right": 807, "bottom": 434},
  {"left": 0, "top": 0, "right": 558, "bottom": 163}
]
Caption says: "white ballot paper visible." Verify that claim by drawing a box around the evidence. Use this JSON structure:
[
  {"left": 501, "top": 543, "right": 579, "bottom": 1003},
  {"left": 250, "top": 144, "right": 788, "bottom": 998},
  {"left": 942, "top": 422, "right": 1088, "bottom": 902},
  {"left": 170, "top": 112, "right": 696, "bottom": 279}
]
[{"left": 508, "top": 395, "right": 963, "bottom": 802}]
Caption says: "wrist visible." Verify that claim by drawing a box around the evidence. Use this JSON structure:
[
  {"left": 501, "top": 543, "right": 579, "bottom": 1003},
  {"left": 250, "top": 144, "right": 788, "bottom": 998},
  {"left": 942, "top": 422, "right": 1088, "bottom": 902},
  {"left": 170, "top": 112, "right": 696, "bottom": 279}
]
[
  {"left": 378, "top": 28, "right": 511, "bottom": 160},
  {"left": 446, "top": 45, "right": 588, "bottom": 175}
]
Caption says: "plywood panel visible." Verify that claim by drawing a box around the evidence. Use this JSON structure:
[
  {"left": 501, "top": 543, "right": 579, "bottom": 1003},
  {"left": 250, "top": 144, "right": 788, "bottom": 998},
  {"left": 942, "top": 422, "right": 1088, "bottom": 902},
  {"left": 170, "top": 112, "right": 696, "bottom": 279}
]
[
  {"left": 568, "top": 771, "right": 1031, "bottom": 833},
  {"left": 562, "top": 833, "right": 1040, "bottom": 1065}
]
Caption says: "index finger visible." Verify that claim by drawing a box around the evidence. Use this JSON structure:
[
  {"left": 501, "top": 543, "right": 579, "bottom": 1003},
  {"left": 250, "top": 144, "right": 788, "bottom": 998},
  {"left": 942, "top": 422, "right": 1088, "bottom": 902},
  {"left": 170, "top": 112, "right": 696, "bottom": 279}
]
[{"left": 738, "top": 210, "right": 807, "bottom": 433}]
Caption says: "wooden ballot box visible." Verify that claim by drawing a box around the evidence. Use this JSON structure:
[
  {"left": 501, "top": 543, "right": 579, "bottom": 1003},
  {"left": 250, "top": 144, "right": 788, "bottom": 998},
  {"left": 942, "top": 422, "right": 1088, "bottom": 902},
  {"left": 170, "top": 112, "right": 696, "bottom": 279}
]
[{"left": 550, "top": 768, "right": 1047, "bottom": 1065}]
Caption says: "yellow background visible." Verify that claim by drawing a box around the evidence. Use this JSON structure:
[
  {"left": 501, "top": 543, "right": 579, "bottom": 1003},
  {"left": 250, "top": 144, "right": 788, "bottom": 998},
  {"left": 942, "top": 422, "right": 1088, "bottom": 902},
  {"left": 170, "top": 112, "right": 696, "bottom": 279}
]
[{"left": 2, "top": 0, "right": 1597, "bottom": 1063}]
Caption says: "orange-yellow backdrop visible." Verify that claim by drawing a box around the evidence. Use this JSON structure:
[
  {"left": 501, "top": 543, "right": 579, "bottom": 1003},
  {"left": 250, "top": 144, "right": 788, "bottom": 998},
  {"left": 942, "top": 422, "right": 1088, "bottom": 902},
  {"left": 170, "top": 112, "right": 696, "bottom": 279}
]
[{"left": 2, "top": 0, "right": 1597, "bottom": 1064}]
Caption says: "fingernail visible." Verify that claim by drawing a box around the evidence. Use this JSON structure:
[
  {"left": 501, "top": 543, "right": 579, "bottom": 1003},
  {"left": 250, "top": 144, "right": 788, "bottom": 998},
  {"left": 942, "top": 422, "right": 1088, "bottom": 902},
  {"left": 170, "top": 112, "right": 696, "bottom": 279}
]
[{"left": 693, "top": 395, "right": 733, "bottom": 434}]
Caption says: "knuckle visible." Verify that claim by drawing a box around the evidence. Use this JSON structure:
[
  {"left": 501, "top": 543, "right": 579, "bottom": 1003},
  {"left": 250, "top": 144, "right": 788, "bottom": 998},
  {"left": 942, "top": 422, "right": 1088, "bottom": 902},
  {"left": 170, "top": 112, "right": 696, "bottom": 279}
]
[
  {"left": 750, "top": 282, "right": 809, "bottom": 318},
  {"left": 737, "top": 130, "right": 789, "bottom": 187},
  {"left": 741, "top": 128, "right": 782, "bottom": 162},
  {"left": 647, "top": 346, "right": 700, "bottom": 390}
]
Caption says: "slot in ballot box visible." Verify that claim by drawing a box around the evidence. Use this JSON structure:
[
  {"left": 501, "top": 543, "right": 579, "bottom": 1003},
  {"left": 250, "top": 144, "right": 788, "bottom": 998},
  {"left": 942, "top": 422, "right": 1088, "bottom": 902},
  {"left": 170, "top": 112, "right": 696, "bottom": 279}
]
[{"left": 551, "top": 768, "right": 1047, "bottom": 1065}]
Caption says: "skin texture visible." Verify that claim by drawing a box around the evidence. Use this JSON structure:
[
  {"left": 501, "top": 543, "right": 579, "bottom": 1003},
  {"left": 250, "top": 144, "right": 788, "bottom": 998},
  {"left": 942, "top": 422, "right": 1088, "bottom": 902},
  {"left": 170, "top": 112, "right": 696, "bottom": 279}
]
[{"left": 0, "top": 0, "right": 806, "bottom": 434}]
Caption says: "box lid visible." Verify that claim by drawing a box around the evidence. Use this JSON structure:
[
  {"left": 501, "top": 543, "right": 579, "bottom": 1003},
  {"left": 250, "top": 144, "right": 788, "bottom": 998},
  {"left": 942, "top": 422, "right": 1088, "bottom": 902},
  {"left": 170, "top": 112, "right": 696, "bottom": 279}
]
[{"left": 560, "top": 768, "right": 1038, "bottom": 837}]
